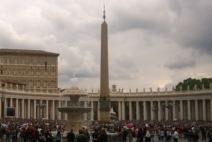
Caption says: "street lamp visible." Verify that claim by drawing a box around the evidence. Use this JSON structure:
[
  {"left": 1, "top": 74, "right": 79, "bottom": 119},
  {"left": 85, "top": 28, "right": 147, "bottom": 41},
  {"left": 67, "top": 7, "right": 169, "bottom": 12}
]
[
  {"left": 152, "top": 103, "right": 158, "bottom": 120},
  {"left": 161, "top": 101, "right": 174, "bottom": 120},
  {"left": 36, "top": 103, "right": 45, "bottom": 120}
]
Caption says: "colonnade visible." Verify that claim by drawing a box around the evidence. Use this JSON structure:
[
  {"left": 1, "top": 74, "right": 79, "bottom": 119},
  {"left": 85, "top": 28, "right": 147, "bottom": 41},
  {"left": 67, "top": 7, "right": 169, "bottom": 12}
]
[
  {"left": 0, "top": 89, "right": 212, "bottom": 122},
  {"left": 90, "top": 99, "right": 212, "bottom": 121},
  {"left": 0, "top": 97, "right": 69, "bottom": 120}
]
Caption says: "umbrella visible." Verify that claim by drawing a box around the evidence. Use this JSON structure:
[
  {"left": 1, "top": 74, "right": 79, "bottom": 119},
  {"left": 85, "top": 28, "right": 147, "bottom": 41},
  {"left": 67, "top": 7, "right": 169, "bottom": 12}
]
[{"left": 127, "top": 122, "right": 134, "bottom": 128}]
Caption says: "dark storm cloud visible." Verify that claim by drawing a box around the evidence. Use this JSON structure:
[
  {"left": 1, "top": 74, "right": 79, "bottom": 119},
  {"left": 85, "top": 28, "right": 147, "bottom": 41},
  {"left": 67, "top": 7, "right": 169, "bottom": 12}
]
[
  {"left": 110, "top": 6, "right": 170, "bottom": 34},
  {"left": 109, "top": 54, "right": 139, "bottom": 80},
  {"left": 165, "top": 59, "right": 196, "bottom": 70},
  {"left": 169, "top": 0, "right": 212, "bottom": 55},
  {"left": 0, "top": 0, "right": 212, "bottom": 89}
]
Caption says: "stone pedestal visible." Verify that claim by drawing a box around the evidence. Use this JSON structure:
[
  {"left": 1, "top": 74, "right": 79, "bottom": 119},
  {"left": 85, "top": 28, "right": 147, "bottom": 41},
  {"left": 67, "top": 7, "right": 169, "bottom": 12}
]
[{"left": 99, "top": 97, "right": 110, "bottom": 122}]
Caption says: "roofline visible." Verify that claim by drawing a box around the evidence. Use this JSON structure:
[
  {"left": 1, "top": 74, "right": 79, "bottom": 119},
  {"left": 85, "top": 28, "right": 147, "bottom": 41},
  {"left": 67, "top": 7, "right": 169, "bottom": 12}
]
[{"left": 0, "top": 49, "right": 59, "bottom": 57}]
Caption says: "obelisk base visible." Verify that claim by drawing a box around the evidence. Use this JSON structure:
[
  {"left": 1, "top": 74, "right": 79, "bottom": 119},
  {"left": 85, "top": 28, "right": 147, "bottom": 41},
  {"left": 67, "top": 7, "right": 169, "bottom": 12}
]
[
  {"left": 99, "top": 111, "right": 110, "bottom": 122},
  {"left": 99, "top": 97, "right": 110, "bottom": 122}
]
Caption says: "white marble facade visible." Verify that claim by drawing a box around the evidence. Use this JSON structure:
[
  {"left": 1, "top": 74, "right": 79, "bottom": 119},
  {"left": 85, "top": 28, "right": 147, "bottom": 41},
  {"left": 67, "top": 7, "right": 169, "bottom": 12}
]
[{"left": 0, "top": 86, "right": 212, "bottom": 122}]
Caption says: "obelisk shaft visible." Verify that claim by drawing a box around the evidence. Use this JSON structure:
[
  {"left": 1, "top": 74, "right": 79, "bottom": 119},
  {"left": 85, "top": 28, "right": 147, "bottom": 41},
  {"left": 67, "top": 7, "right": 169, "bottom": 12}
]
[
  {"left": 99, "top": 15, "right": 110, "bottom": 122},
  {"left": 100, "top": 21, "right": 109, "bottom": 97}
]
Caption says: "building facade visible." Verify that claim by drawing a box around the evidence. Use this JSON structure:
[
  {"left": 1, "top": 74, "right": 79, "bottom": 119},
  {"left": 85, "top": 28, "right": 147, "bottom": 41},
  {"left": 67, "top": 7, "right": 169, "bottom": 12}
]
[
  {"left": 0, "top": 84, "right": 212, "bottom": 122},
  {"left": 0, "top": 49, "right": 59, "bottom": 92}
]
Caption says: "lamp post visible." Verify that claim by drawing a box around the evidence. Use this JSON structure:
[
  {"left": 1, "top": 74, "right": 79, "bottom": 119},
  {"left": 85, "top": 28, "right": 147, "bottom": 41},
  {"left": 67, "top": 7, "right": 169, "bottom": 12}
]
[
  {"left": 152, "top": 103, "right": 158, "bottom": 120},
  {"left": 36, "top": 103, "right": 45, "bottom": 124},
  {"left": 161, "top": 101, "right": 174, "bottom": 121}
]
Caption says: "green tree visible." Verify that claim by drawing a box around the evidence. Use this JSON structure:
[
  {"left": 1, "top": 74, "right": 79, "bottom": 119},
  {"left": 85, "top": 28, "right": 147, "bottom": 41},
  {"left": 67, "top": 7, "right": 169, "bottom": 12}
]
[{"left": 176, "top": 78, "right": 212, "bottom": 91}]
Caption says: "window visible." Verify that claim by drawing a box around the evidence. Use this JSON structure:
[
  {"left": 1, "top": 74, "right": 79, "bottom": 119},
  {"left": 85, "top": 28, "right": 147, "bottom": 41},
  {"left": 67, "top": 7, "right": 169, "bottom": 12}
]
[
  {"left": 1, "top": 66, "right": 3, "bottom": 75},
  {"left": 45, "top": 61, "right": 47, "bottom": 71}
]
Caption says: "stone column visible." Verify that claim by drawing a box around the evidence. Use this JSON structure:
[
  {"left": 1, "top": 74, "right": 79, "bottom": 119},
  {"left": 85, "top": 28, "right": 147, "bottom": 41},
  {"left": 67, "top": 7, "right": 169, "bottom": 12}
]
[
  {"left": 46, "top": 100, "right": 49, "bottom": 120},
  {"left": 150, "top": 101, "right": 154, "bottom": 120},
  {"left": 91, "top": 101, "right": 94, "bottom": 121},
  {"left": 143, "top": 101, "right": 147, "bottom": 120},
  {"left": 22, "top": 99, "right": 24, "bottom": 119},
  {"left": 65, "top": 101, "right": 68, "bottom": 120},
  {"left": 58, "top": 100, "right": 61, "bottom": 120},
  {"left": 0, "top": 98, "right": 2, "bottom": 119},
  {"left": 10, "top": 98, "right": 13, "bottom": 107},
  {"left": 180, "top": 100, "right": 183, "bottom": 120},
  {"left": 122, "top": 101, "right": 125, "bottom": 120},
  {"left": 98, "top": 102, "right": 100, "bottom": 121},
  {"left": 129, "top": 101, "right": 132, "bottom": 120},
  {"left": 118, "top": 101, "right": 122, "bottom": 120},
  {"left": 165, "top": 101, "right": 168, "bottom": 121},
  {"left": 52, "top": 100, "right": 55, "bottom": 120},
  {"left": 16, "top": 99, "right": 19, "bottom": 118},
  {"left": 210, "top": 99, "right": 212, "bottom": 121},
  {"left": 158, "top": 101, "right": 161, "bottom": 121},
  {"left": 195, "top": 100, "right": 198, "bottom": 121},
  {"left": 173, "top": 101, "right": 176, "bottom": 120},
  {"left": 187, "top": 100, "right": 191, "bottom": 120},
  {"left": 28, "top": 99, "right": 30, "bottom": 119},
  {"left": 203, "top": 99, "right": 206, "bottom": 121},
  {"left": 84, "top": 101, "right": 88, "bottom": 121},
  {"left": 39, "top": 100, "right": 42, "bottom": 119},
  {"left": 4, "top": 98, "right": 7, "bottom": 117},
  {"left": 136, "top": 101, "right": 140, "bottom": 120},
  {"left": 34, "top": 100, "right": 36, "bottom": 119}
]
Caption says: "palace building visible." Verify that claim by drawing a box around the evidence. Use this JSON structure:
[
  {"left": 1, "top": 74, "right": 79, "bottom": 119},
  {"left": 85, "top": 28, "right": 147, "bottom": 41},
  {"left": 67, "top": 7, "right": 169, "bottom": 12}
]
[{"left": 0, "top": 49, "right": 59, "bottom": 92}]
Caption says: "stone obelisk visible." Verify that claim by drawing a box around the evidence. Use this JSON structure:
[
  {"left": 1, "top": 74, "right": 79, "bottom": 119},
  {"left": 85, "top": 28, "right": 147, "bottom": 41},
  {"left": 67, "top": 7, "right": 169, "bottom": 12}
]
[{"left": 99, "top": 7, "right": 110, "bottom": 122}]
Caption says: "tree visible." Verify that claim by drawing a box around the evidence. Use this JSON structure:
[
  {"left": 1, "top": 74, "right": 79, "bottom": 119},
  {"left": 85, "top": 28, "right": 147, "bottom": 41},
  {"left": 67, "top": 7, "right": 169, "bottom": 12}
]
[{"left": 175, "top": 78, "right": 212, "bottom": 91}]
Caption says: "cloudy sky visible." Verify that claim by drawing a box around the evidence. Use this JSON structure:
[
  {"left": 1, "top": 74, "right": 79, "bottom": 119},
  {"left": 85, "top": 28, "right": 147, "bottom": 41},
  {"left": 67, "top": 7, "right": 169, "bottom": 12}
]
[{"left": 0, "top": 0, "right": 212, "bottom": 91}]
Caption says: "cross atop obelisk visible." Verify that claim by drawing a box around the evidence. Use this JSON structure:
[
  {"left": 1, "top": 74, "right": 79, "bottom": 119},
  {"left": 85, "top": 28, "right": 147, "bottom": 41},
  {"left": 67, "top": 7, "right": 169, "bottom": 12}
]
[{"left": 99, "top": 5, "right": 110, "bottom": 122}]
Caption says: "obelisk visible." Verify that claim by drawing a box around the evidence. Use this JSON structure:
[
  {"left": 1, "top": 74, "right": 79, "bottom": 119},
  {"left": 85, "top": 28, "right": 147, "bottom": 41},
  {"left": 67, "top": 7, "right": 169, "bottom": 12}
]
[{"left": 99, "top": 7, "right": 110, "bottom": 122}]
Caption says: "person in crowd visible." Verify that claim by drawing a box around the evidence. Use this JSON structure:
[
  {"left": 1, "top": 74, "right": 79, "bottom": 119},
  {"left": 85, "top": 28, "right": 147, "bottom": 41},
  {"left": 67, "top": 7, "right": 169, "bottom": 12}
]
[
  {"left": 173, "top": 130, "right": 179, "bottom": 142},
  {"left": 92, "top": 129, "right": 99, "bottom": 142},
  {"left": 200, "top": 126, "right": 207, "bottom": 141},
  {"left": 191, "top": 127, "right": 199, "bottom": 142},
  {"left": 145, "top": 129, "right": 151, "bottom": 142},
  {"left": 132, "top": 128, "right": 138, "bottom": 142},
  {"left": 67, "top": 129, "right": 75, "bottom": 142},
  {"left": 165, "top": 128, "right": 172, "bottom": 142},
  {"left": 83, "top": 128, "right": 90, "bottom": 142},
  {"left": 76, "top": 129, "right": 87, "bottom": 142},
  {"left": 137, "top": 127, "right": 144, "bottom": 142},
  {"left": 98, "top": 128, "right": 108, "bottom": 142},
  {"left": 39, "top": 130, "right": 46, "bottom": 142},
  {"left": 128, "top": 129, "right": 133, "bottom": 142},
  {"left": 45, "top": 130, "right": 53, "bottom": 142},
  {"left": 207, "top": 128, "right": 212, "bottom": 142},
  {"left": 55, "top": 131, "right": 62, "bottom": 142},
  {"left": 159, "top": 128, "right": 165, "bottom": 142},
  {"left": 31, "top": 126, "right": 39, "bottom": 142}
]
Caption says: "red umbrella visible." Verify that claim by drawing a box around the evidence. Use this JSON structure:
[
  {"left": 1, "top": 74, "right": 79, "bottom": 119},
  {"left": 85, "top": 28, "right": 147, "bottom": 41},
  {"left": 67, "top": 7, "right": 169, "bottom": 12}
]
[{"left": 127, "top": 122, "right": 134, "bottom": 128}]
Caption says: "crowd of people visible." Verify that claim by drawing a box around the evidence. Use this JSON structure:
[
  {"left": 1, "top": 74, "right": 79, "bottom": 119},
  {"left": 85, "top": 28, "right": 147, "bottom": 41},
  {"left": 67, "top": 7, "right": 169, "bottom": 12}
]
[
  {"left": 1, "top": 119, "right": 212, "bottom": 142},
  {"left": 88, "top": 120, "right": 212, "bottom": 142},
  {"left": 0, "top": 118, "right": 65, "bottom": 142}
]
